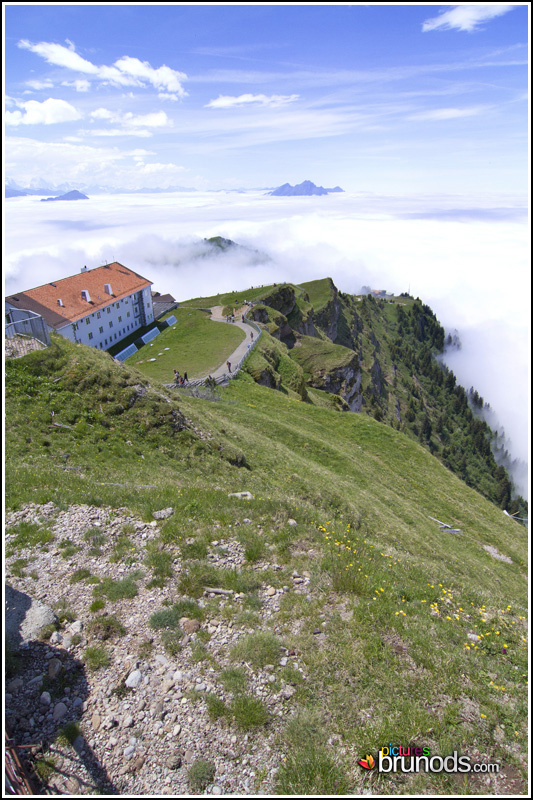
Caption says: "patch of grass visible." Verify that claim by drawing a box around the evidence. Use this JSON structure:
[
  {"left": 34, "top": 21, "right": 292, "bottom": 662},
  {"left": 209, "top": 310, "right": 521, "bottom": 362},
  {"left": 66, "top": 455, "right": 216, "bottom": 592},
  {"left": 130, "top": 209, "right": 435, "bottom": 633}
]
[
  {"left": 54, "top": 598, "right": 76, "bottom": 624},
  {"left": 69, "top": 567, "right": 92, "bottom": 584},
  {"left": 10, "top": 557, "right": 29, "bottom": 577},
  {"left": 125, "top": 306, "right": 245, "bottom": 382},
  {"left": 87, "top": 614, "right": 126, "bottom": 640},
  {"left": 243, "top": 535, "right": 266, "bottom": 563},
  {"left": 219, "top": 667, "right": 248, "bottom": 694},
  {"left": 83, "top": 645, "right": 110, "bottom": 671},
  {"left": 275, "top": 709, "right": 349, "bottom": 795},
  {"left": 149, "top": 599, "right": 204, "bottom": 630},
  {"left": 38, "top": 623, "right": 58, "bottom": 641},
  {"left": 230, "top": 695, "right": 269, "bottom": 730},
  {"left": 230, "top": 631, "right": 283, "bottom": 668},
  {"left": 89, "top": 598, "right": 106, "bottom": 613},
  {"left": 56, "top": 721, "right": 81, "bottom": 747},
  {"left": 92, "top": 574, "right": 140, "bottom": 601},
  {"left": 144, "top": 544, "right": 174, "bottom": 584},
  {"left": 58, "top": 539, "right": 81, "bottom": 559},
  {"left": 83, "top": 527, "right": 106, "bottom": 556},
  {"left": 33, "top": 755, "right": 58, "bottom": 783},
  {"left": 109, "top": 535, "right": 137, "bottom": 563},
  {"left": 137, "top": 638, "right": 154, "bottom": 659},
  {"left": 7, "top": 521, "right": 54, "bottom": 550},
  {"left": 204, "top": 693, "right": 229, "bottom": 721},
  {"left": 161, "top": 630, "right": 182, "bottom": 656},
  {"left": 188, "top": 758, "right": 216, "bottom": 792}
]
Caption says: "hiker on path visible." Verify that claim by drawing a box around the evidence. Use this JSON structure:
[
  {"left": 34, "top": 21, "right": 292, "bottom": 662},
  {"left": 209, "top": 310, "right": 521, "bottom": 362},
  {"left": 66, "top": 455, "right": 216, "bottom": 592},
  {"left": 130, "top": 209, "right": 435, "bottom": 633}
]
[
  {"left": 184, "top": 372, "right": 188, "bottom": 383},
  {"left": 250, "top": 331, "right": 254, "bottom": 341},
  {"left": 226, "top": 361, "right": 232, "bottom": 373},
  {"left": 174, "top": 369, "right": 180, "bottom": 384}
]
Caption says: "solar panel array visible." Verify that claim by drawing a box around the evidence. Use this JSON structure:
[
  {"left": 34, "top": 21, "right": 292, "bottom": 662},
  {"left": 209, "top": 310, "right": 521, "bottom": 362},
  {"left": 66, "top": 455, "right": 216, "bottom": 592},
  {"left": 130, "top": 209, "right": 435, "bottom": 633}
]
[
  {"left": 165, "top": 315, "right": 177, "bottom": 326},
  {"left": 141, "top": 327, "right": 160, "bottom": 344},
  {"left": 115, "top": 343, "right": 138, "bottom": 362}
]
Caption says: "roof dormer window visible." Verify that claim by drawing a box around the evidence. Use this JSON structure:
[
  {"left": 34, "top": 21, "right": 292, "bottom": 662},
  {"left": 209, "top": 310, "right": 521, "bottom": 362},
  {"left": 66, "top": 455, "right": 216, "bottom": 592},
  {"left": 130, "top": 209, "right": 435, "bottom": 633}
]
[{"left": 81, "top": 290, "right": 91, "bottom": 302}]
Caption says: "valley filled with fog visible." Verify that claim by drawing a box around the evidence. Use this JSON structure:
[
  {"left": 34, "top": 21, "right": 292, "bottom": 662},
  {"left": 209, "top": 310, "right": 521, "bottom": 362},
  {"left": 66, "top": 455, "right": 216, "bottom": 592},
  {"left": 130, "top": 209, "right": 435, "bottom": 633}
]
[{"left": 5, "top": 190, "right": 529, "bottom": 498}]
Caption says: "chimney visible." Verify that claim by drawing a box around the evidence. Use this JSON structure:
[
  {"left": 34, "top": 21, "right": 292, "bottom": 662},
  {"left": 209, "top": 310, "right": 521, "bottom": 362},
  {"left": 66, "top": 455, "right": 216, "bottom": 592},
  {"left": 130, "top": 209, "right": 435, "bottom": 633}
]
[
  {"left": 81, "top": 289, "right": 91, "bottom": 302},
  {"left": 104, "top": 283, "right": 113, "bottom": 295},
  {"left": 81, "top": 265, "right": 88, "bottom": 272}
]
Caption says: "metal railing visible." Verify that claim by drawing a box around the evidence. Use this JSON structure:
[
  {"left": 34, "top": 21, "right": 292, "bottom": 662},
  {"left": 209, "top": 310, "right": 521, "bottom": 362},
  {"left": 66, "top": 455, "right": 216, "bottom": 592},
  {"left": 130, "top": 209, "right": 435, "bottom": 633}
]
[{"left": 5, "top": 309, "right": 50, "bottom": 360}]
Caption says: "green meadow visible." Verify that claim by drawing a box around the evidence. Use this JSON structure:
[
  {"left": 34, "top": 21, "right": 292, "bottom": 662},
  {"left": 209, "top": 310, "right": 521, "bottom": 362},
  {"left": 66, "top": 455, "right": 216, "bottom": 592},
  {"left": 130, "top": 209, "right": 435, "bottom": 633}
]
[{"left": 4, "top": 330, "right": 528, "bottom": 794}]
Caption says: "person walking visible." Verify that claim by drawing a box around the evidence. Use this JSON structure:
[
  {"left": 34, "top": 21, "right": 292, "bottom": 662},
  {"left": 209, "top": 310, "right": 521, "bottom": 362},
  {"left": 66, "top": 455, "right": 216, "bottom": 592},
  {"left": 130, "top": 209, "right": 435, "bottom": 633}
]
[{"left": 226, "top": 360, "right": 231, "bottom": 373}]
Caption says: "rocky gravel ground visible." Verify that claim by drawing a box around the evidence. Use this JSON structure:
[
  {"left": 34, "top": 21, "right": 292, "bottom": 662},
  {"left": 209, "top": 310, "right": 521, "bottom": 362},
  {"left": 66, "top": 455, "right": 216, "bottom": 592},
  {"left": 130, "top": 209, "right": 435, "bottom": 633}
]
[{"left": 5, "top": 503, "right": 312, "bottom": 796}]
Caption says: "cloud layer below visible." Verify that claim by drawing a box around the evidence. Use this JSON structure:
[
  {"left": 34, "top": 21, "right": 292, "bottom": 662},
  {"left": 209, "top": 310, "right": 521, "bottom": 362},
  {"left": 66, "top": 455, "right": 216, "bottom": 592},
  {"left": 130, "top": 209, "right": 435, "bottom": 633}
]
[{"left": 5, "top": 190, "right": 529, "bottom": 495}]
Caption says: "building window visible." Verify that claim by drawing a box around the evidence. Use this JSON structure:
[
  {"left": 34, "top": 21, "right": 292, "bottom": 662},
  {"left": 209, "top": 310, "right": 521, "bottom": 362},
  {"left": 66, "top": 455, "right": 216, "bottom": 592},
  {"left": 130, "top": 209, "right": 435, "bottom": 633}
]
[
  {"left": 99, "top": 326, "right": 103, "bottom": 334},
  {"left": 127, "top": 311, "right": 130, "bottom": 317},
  {"left": 107, "top": 307, "right": 111, "bottom": 314},
  {"left": 109, "top": 321, "right": 113, "bottom": 328},
  {"left": 118, "top": 316, "right": 122, "bottom": 322},
  {"left": 86, "top": 318, "right": 90, "bottom": 325},
  {"left": 88, "top": 332, "right": 93, "bottom": 340},
  {"left": 97, "top": 312, "right": 101, "bottom": 319}
]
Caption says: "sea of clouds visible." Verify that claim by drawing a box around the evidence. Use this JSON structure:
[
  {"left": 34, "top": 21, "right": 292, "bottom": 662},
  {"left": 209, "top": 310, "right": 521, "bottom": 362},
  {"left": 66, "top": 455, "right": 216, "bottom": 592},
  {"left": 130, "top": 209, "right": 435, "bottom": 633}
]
[{"left": 4, "top": 190, "right": 529, "bottom": 498}]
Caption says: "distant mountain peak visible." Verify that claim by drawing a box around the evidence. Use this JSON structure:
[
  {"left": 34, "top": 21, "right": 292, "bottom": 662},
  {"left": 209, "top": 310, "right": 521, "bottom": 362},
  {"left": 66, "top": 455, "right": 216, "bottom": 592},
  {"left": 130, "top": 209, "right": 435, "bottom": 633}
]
[
  {"left": 268, "top": 180, "right": 343, "bottom": 196},
  {"left": 41, "top": 190, "right": 89, "bottom": 202}
]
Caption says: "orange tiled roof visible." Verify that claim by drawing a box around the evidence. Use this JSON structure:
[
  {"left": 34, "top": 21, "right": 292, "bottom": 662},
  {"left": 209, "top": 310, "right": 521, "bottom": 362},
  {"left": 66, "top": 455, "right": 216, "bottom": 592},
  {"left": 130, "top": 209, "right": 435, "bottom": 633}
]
[{"left": 6, "top": 262, "right": 152, "bottom": 328}]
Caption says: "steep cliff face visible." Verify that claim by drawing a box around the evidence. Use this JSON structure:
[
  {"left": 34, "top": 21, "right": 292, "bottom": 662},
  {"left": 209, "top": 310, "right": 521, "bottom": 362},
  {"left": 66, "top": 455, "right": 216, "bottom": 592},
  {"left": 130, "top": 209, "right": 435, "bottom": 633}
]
[
  {"left": 314, "top": 360, "right": 361, "bottom": 411},
  {"left": 260, "top": 286, "right": 297, "bottom": 317}
]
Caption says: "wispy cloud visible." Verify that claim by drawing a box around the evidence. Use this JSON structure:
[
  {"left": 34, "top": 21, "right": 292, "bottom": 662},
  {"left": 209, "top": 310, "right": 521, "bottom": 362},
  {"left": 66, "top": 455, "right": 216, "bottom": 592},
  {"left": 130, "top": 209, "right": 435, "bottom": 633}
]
[
  {"left": 18, "top": 39, "right": 188, "bottom": 99},
  {"left": 422, "top": 4, "right": 520, "bottom": 33},
  {"left": 5, "top": 97, "right": 82, "bottom": 126},
  {"left": 85, "top": 108, "right": 172, "bottom": 137},
  {"left": 408, "top": 105, "right": 490, "bottom": 121},
  {"left": 206, "top": 93, "right": 299, "bottom": 109}
]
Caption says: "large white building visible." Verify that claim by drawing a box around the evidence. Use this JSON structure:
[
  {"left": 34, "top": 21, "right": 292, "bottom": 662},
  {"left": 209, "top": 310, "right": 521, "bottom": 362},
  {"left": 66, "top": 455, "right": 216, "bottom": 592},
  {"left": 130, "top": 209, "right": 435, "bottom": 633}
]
[{"left": 5, "top": 262, "right": 155, "bottom": 351}]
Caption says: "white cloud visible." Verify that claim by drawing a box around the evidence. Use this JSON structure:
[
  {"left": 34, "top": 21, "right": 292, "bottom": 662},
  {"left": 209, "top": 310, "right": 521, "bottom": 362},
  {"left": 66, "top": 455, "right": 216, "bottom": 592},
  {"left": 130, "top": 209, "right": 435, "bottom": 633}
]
[
  {"left": 18, "top": 39, "right": 188, "bottom": 96},
  {"left": 5, "top": 98, "right": 82, "bottom": 126},
  {"left": 206, "top": 93, "right": 300, "bottom": 109},
  {"left": 87, "top": 108, "right": 172, "bottom": 136},
  {"left": 123, "top": 111, "right": 172, "bottom": 129},
  {"left": 81, "top": 128, "right": 154, "bottom": 138},
  {"left": 408, "top": 106, "right": 489, "bottom": 121},
  {"left": 25, "top": 79, "right": 54, "bottom": 90},
  {"left": 62, "top": 79, "right": 91, "bottom": 92},
  {"left": 3, "top": 136, "right": 186, "bottom": 189},
  {"left": 422, "top": 4, "right": 520, "bottom": 33}
]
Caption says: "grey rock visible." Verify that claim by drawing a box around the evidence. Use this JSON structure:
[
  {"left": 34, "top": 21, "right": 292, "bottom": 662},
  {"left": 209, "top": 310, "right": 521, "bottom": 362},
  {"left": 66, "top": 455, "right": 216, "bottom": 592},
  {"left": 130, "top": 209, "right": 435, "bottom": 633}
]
[
  {"left": 166, "top": 754, "right": 182, "bottom": 770},
  {"left": 152, "top": 508, "right": 174, "bottom": 520},
  {"left": 125, "top": 670, "right": 143, "bottom": 689},
  {"left": 5, "top": 585, "right": 58, "bottom": 649},
  {"left": 48, "top": 658, "right": 62, "bottom": 679},
  {"left": 40, "top": 691, "right": 52, "bottom": 706},
  {"left": 52, "top": 702, "right": 68, "bottom": 722}
]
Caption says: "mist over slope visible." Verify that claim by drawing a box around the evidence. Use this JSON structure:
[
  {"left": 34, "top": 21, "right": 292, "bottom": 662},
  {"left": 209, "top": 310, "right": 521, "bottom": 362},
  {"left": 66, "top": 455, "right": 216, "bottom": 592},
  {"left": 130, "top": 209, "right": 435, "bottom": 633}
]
[{"left": 4, "top": 191, "right": 529, "bottom": 496}]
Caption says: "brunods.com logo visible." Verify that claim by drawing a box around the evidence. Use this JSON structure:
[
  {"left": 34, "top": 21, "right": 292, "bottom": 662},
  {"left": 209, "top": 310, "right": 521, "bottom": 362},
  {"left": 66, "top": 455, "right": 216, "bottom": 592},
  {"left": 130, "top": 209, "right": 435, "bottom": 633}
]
[{"left": 358, "top": 745, "right": 500, "bottom": 774}]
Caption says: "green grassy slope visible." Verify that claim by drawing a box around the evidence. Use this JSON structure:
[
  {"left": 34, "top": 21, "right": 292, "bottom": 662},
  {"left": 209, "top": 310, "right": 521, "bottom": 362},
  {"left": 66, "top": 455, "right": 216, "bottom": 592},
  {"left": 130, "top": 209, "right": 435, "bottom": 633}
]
[
  {"left": 5, "top": 335, "right": 528, "bottom": 794},
  {"left": 123, "top": 307, "right": 245, "bottom": 381}
]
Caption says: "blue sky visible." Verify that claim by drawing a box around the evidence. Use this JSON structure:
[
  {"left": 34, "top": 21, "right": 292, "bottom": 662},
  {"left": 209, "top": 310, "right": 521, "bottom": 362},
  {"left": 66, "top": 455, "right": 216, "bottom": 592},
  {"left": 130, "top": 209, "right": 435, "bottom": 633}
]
[{"left": 4, "top": 3, "right": 529, "bottom": 192}]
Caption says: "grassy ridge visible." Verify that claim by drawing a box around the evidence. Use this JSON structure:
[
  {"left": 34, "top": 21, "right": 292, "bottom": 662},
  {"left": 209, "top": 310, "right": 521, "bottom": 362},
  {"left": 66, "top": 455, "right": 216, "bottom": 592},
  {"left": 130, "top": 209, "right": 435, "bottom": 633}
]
[{"left": 5, "top": 335, "right": 528, "bottom": 794}]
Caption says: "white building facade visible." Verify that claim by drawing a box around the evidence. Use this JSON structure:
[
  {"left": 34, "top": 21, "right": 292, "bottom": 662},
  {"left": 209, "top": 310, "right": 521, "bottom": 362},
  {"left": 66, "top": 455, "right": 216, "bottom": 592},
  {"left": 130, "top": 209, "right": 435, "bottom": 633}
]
[{"left": 6, "top": 263, "right": 155, "bottom": 352}]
